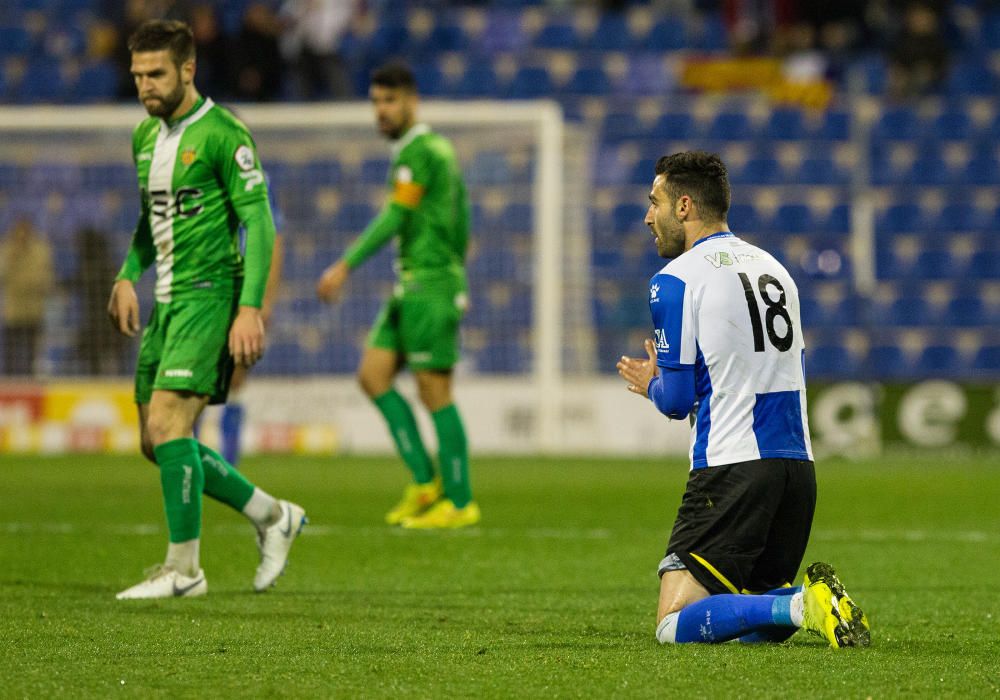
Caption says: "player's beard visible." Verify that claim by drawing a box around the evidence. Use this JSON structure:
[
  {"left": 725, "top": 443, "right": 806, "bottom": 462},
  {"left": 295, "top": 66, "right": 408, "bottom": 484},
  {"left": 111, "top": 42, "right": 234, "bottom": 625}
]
[
  {"left": 654, "top": 215, "right": 686, "bottom": 259},
  {"left": 142, "top": 80, "right": 186, "bottom": 119}
]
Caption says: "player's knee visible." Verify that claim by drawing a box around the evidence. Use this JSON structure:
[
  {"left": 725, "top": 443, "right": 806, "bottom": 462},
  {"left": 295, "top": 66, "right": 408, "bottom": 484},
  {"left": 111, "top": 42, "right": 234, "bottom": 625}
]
[
  {"left": 139, "top": 435, "right": 156, "bottom": 463},
  {"left": 655, "top": 612, "right": 680, "bottom": 644},
  {"left": 145, "top": 411, "right": 183, "bottom": 447}
]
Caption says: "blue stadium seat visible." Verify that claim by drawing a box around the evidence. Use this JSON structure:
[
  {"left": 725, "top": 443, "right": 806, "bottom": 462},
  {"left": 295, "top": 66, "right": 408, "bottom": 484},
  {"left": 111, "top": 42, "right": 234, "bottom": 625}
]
[
  {"left": 500, "top": 202, "right": 533, "bottom": 232},
  {"left": 913, "top": 249, "right": 955, "bottom": 280},
  {"left": 481, "top": 10, "right": 528, "bottom": 53},
  {"left": 795, "top": 156, "right": 848, "bottom": 185},
  {"left": 763, "top": 108, "right": 807, "bottom": 140},
  {"left": 629, "top": 157, "right": 658, "bottom": 184},
  {"left": 302, "top": 161, "right": 343, "bottom": 186},
  {"left": 359, "top": 157, "right": 390, "bottom": 183},
  {"left": 413, "top": 63, "right": 444, "bottom": 95},
  {"left": 706, "top": 112, "right": 753, "bottom": 140},
  {"left": 603, "top": 112, "right": 652, "bottom": 142},
  {"left": 930, "top": 109, "right": 976, "bottom": 140},
  {"left": 653, "top": 112, "right": 696, "bottom": 140},
  {"left": 475, "top": 338, "right": 531, "bottom": 373},
  {"left": 914, "top": 345, "right": 963, "bottom": 376},
  {"left": 588, "top": 13, "right": 629, "bottom": 51},
  {"left": 507, "top": 66, "right": 554, "bottom": 99},
  {"left": 643, "top": 17, "right": 689, "bottom": 50},
  {"left": 0, "top": 26, "right": 33, "bottom": 56},
  {"left": 466, "top": 151, "right": 512, "bottom": 186},
  {"left": 769, "top": 203, "right": 815, "bottom": 233},
  {"left": 968, "top": 250, "right": 998, "bottom": 279},
  {"left": 944, "top": 59, "right": 999, "bottom": 95},
  {"left": 964, "top": 152, "right": 1000, "bottom": 185},
  {"left": 876, "top": 202, "right": 933, "bottom": 234},
  {"left": 533, "top": 19, "right": 577, "bottom": 49},
  {"left": 728, "top": 203, "right": 760, "bottom": 232},
  {"left": 729, "top": 157, "right": 782, "bottom": 186},
  {"left": 566, "top": 66, "right": 611, "bottom": 96},
  {"left": 815, "top": 110, "right": 850, "bottom": 140},
  {"left": 335, "top": 202, "right": 377, "bottom": 230},
  {"left": 806, "top": 344, "right": 857, "bottom": 378},
  {"left": 945, "top": 296, "right": 986, "bottom": 327},
  {"left": 612, "top": 203, "right": 644, "bottom": 233},
  {"left": 872, "top": 107, "right": 920, "bottom": 142},
  {"left": 882, "top": 296, "right": 933, "bottom": 326},
  {"left": 454, "top": 65, "right": 498, "bottom": 97},
  {"left": 865, "top": 345, "right": 912, "bottom": 379},
  {"left": 972, "top": 345, "right": 1000, "bottom": 373}
]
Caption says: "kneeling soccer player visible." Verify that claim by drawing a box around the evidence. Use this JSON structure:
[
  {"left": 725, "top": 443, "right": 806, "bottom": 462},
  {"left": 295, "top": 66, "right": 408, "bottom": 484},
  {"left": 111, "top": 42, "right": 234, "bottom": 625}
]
[{"left": 617, "top": 151, "right": 870, "bottom": 647}]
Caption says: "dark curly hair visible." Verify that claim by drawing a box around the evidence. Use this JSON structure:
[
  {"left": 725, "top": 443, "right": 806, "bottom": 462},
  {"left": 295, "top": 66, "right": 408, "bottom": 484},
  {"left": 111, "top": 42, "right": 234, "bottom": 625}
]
[{"left": 654, "top": 151, "right": 730, "bottom": 221}]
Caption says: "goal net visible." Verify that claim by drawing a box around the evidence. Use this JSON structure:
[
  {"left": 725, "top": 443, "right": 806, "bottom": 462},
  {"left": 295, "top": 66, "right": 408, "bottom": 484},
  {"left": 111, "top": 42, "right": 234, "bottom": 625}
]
[{"left": 0, "top": 101, "right": 647, "bottom": 454}]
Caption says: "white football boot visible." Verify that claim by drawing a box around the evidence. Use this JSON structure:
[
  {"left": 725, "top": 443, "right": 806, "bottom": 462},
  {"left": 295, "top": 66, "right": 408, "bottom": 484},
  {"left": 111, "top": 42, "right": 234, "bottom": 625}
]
[
  {"left": 116, "top": 565, "right": 207, "bottom": 600},
  {"left": 254, "top": 500, "right": 307, "bottom": 592}
]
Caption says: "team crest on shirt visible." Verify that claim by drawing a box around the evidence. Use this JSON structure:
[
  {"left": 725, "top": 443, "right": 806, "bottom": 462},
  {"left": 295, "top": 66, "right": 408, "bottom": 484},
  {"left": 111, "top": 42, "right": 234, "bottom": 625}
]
[
  {"left": 181, "top": 148, "right": 197, "bottom": 166},
  {"left": 234, "top": 144, "right": 255, "bottom": 171}
]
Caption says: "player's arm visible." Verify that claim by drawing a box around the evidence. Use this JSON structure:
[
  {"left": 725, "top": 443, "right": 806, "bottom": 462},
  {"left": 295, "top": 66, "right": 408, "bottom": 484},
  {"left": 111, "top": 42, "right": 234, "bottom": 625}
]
[
  {"left": 108, "top": 206, "right": 154, "bottom": 337},
  {"left": 317, "top": 155, "right": 425, "bottom": 302},
  {"left": 618, "top": 273, "right": 697, "bottom": 418},
  {"left": 221, "top": 133, "right": 276, "bottom": 367}
]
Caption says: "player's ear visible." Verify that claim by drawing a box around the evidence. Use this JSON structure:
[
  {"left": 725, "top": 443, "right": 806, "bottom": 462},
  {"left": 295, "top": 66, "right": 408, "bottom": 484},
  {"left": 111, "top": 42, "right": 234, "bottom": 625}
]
[
  {"left": 181, "top": 59, "right": 195, "bottom": 85},
  {"left": 675, "top": 195, "right": 691, "bottom": 220}
]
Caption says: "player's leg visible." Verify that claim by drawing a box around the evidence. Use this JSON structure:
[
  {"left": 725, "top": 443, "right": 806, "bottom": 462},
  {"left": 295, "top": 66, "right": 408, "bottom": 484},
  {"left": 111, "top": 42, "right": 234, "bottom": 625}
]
[
  {"left": 219, "top": 364, "right": 248, "bottom": 465},
  {"left": 655, "top": 565, "right": 804, "bottom": 644},
  {"left": 655, "top": 460, "right": 805, "bottom": 643},
  {"left": 361, "top": 298, "right": 438, "bottom": 522},
  {"left": 398, "top": 288, "right": 478, "bottom": 529}
]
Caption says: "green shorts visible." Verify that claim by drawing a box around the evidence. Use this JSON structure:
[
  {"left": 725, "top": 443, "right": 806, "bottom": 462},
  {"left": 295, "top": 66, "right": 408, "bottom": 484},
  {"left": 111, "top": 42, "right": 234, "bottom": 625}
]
[
  {"left": 368, "top": 280, "right": 466, "bottom": 371},
  {"left": 134, "top": 294, "right": 237, "bottom": 405}
]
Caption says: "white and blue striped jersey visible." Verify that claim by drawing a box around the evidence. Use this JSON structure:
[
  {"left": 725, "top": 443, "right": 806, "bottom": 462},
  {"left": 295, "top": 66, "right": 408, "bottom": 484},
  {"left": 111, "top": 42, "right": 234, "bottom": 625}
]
[{"left": 650, "top": 232, "right": 813, "bottom": 469}]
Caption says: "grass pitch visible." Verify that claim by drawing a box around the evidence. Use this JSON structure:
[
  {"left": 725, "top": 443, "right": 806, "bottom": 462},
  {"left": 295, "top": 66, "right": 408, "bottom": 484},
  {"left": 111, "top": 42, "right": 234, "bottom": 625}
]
[{"left": 2, "top": 452, "right": 999, "bottom": 698}]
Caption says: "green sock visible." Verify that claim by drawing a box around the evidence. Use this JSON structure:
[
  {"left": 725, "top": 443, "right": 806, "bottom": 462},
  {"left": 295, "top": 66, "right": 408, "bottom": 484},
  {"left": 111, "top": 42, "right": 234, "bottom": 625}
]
[
  {"left": 199, "top": 443, "right": 255, "bottom": 511},
  {"left": 373, "top": 389, "right": 434, "bottom": 483},
  {"left": 432, "top": 404, "right": 471, "bottom": 508},
  {"left": 153, "top": 438, "right": 205, "bottom": 543}
]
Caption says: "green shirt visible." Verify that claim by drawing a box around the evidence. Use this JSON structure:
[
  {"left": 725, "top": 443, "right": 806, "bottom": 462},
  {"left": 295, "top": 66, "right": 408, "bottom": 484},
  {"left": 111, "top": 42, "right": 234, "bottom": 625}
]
[
  {"left": 117, "top": 96, "right": 275, "bottom": 307},
  {"left": 344, "top": 123, "right": 469, "bottom": 284}
]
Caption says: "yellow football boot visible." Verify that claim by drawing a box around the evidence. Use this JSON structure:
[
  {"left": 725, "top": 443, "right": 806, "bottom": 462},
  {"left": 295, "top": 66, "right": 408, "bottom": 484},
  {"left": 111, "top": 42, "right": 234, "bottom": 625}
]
[
  {"left": 802, "top": 562, "right": 871, "bottom": 648},
  {"left": 401, "top": 499, "right": 481, "bottom": 529},
  {"left": 385, "top": 480, "right": 442, "bottom": 525}
]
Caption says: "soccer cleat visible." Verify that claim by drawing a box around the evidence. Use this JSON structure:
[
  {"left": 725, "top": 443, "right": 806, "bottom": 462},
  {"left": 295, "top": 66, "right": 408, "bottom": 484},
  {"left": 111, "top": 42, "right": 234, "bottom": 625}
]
[
  {"left": 116, "top": 565, "right": 207, "bottom": 600},
  {"left": 401, "top": 499, "right": 481, "bottom": 529},
  {"left": 801, "top": 561, "right": 871, "bottom": 648},
  {"left": 254, "top": 500, "right": 307, "bottom": 592},
  {"left": 385, "top": 480, "right": 442, "bottom": 525}
]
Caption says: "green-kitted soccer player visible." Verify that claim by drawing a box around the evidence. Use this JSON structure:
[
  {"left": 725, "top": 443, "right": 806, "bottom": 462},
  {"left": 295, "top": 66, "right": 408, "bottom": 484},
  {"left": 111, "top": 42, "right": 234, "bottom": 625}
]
[
  {"left": 108, "top": 19, "right": 305, "bottom": 599},
  {"left": 317, "top": 62, "right": 479, "bottom": 529}
]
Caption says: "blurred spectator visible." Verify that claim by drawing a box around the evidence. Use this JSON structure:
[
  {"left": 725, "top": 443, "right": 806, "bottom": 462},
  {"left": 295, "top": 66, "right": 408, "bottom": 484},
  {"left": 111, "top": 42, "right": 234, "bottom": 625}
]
[
  {"left": 232, "top": 3, "right": 285, "bottom": 101},
  {"left": 66, "top": 227, "right": 129, "bottom": 375},
  {"left": 189, "top": 4, "right": 231, "bottom": 99},
  {"left": 0, "top": 219, "right": 53, "bottom": 376},
  {"left": 279, "top": 0, "right": 359, "bottom": 100},
  {"left": 887, "top": 1, "right": 950, "bottom": 98}
]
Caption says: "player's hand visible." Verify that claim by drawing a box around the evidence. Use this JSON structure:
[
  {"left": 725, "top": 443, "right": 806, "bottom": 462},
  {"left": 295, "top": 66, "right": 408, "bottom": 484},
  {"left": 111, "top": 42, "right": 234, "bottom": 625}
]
[
  {"left": 229, "top": 306, "right": 265, "bottom": 368},
  {"left": 316, "top": 260, "right": 349, "bottom": 303},
  {"left": 616, "top": 338, "right": 659, "bottom": 397},
  {"left": 107, "top": 279, "right": 140, "bottom": 337}
]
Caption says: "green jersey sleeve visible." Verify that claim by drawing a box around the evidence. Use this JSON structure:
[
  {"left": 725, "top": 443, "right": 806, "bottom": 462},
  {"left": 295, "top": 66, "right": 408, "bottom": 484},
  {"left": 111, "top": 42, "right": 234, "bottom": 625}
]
[{"left": 212, "top": 121, "right": 275, "bottom": 307}]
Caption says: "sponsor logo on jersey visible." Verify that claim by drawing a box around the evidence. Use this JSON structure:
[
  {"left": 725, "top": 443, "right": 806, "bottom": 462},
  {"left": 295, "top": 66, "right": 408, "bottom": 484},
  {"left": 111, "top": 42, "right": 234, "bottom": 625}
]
[
  {"left": 704, "top": 251, "right": 733, "bottom": 268},
  {"left": 395, "top": 165, "right": 413, "bottom": 183},
  {"left": 654, "top": 328, "right": 670, "bottom": 352},
  {"left": 181, "top": 148, "right": 197, "bottom": 166},
  {"left": 234, "top": 144, "right": 255, "bottom": 171},
  {"left": 163, "top": 368, "right": 194, "bottom": 378},
  {"left": 650, "top": 283, "right": 660, "bottom": 302}
]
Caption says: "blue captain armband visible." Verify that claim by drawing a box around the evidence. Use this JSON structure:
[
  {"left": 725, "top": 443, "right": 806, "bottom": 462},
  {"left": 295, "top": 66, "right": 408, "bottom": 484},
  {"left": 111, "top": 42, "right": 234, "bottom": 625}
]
[{"left": 648, "top": 366, "right": 696, "bottom": 419}]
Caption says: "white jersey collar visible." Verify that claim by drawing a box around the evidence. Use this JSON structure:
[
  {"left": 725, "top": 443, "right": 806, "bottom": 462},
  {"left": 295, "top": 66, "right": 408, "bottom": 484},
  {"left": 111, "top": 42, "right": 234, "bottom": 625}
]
[
  {"left": 391, "top": 122, "right": 430, "bottom": 159},
  {"left": 162, "top": 97, "right": 214, "bottom": 132}
]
